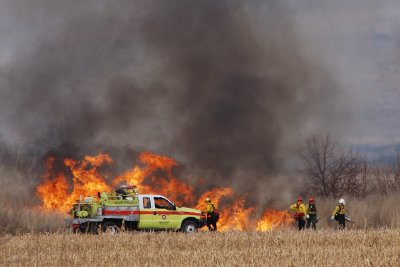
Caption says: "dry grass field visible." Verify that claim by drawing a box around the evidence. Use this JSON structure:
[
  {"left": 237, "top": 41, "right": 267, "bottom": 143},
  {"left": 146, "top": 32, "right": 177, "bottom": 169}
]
[
  {"left": 1, "top": 230, "right": 399, "bottom": 267},
  {"left": 2, "top": 168, "right": 400, "bottom": 266}
]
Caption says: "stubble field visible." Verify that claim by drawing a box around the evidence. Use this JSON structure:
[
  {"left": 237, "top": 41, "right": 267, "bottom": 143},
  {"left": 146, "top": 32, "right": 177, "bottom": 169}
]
[{"left": 0, "top": 229, "right": 399, "bottom": 267}]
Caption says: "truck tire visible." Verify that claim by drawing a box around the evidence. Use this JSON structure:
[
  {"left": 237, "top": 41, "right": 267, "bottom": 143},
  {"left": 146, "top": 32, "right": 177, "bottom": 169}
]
[
  {"left": 181, "top": 220, "right": 198, "bottom": 234},
  {"left": 89, "top": 222, "right": 99, "bottom": 234},
  {"left": 125, "top": 221, "right": 138, "bottom": 231},
  {"left": 102, "top": 221, "right": 120, "bottom": 234}
]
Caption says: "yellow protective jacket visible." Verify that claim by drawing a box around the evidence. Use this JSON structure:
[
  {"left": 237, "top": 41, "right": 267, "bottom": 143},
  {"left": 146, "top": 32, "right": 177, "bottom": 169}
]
[
  {"left": 332, "top": 204, "right": 345, "bottom": 216},
  {"left": 205, "top": 203, "right": 215, "bottom": 213},
  {"left": 290, "top": 203, "right": 306, "bottom": 219}
]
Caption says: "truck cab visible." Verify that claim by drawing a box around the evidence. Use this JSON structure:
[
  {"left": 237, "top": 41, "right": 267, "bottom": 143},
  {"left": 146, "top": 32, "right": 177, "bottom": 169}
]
[{"left": 137, "top": 195, "right": 204, "bottom": 232}]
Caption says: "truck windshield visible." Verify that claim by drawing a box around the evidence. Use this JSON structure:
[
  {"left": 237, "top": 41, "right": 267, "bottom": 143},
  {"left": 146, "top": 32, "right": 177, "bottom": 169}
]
[{"left": 154, "top": 197, "right": 174, "bottom": 210}]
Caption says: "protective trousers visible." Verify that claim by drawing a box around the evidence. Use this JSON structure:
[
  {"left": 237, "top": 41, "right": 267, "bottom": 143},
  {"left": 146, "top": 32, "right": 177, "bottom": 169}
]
[
  {"left": 297, "top": 219, "right": 305, "bottom": 230},
  {"left": 207, "top": 213, "right": 217, "bottom": 231},
  {"left": 336, "top": 214, "right": 346, "bottom": 229},
  {"left": 306, "top": 215, "right": 317, "bottom": 230}
]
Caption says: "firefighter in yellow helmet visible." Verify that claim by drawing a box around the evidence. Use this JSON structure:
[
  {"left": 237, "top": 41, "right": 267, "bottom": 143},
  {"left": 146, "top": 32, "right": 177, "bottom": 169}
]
[
  {"left": 204, "top": 197, "right": 218, "bottom": 231},
  {"left": 290, "top": 196, "right": 307, "bottom": 230}
]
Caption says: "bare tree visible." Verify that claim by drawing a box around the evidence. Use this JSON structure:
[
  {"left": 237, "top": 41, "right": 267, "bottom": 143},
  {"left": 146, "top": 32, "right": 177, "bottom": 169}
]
[
  {"left": 341, "top": 154, "right": 368, "bottom": 197},
  {"left": 367, "top": 150, "right": 400, "bottom": 196},
  {"left": 300, "top": 133, "right": 367, "bottom": 198},
  {"left": 300, "top": 134, "right": 333, "bottom": 197},
  {"left": 369, "top": 164, "right": 393, "bottom": 196}
]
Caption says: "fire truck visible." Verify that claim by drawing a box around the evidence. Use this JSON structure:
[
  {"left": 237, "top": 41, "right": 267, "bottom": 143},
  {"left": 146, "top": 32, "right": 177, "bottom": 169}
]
[{"left": 67, "top": 186, "right": 206, "bottom": 234}]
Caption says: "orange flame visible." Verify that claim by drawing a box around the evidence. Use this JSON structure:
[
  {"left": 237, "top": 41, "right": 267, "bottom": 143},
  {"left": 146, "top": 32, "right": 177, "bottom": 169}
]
[
  {"left": 256, "top": 209, "right": 294, "bottom": 231},
  {"left": 219, "top": 198, "right": 255, "bottom": 231},
  {"left": 36, "top": 152, "right": 294, "bottom": 230},
  {"left": 37, "top": 154, "right": 112, "bottom": 212},
  {"left": 112, "top": 166, "right": 146, "bottom": 190},
  {"left": 111, "top": 152, "right": 193, "bottom": 205},
  {"left": 195, "top": 187, "right": 234, "bottom": 211},
  {"left": 36, "top": 157, "right": 70, "bottom": 211}
]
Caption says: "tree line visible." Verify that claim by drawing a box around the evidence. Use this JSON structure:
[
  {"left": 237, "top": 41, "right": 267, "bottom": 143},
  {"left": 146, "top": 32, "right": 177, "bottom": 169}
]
[{"left": 301, "top": 134, "right": 400, "bottom": 198}]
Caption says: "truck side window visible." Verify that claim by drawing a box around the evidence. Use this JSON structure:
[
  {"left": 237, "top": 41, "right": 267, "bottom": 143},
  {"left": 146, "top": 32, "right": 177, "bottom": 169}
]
[
  {"left": 154, "top": 197, "right": 174, "bottom": 210},
  {"left": 143, "top": 197, "right": 151, "bottom": 209}
]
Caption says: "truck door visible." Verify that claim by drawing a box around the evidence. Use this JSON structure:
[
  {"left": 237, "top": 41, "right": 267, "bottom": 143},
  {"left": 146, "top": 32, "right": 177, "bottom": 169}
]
[
  {"left": 153, "top": 197, "right": 180, "bottom": 229},
  {"left": 138, "top": 196, "right": 153, "bottom": 229}
]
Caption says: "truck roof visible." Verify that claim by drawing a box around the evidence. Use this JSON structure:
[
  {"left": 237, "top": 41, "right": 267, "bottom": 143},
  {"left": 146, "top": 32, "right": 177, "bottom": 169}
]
[{"left": 137, "top": 194, "right": 169, "bottom": 198}]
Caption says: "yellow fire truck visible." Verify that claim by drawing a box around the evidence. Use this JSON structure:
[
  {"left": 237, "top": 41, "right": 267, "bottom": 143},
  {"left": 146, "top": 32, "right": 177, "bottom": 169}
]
[{"left": 67, "top": 186, "right": 206, "bottom": 234}]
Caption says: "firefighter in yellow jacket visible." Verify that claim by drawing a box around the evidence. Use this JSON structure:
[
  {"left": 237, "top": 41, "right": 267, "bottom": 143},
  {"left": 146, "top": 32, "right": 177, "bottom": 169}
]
[
  {"left": 290, "top": 196, "right": 307, "bottom": 230},
  {"left": 331, "top": 198, "right": 349, "bottom": 229},
  {"left": 204, "top": 197, "right": 217, "bottom": 231}
]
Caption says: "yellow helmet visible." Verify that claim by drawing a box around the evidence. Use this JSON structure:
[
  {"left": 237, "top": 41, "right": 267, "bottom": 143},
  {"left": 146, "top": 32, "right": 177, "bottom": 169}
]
[{"left": 205, "top": 197, "right": 211, "bottom": 203}]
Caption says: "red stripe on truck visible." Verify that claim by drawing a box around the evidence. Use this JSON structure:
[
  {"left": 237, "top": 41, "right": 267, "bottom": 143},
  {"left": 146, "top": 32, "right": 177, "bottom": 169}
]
[
  {"left": 103, "top": 210, "right": 138, "bottom": 215},
  {"left": 139, "top": 211, "right": 201, "bottom": 216},
  {"left": 102, "top": 209, "right": 200, "bottom": 216}
]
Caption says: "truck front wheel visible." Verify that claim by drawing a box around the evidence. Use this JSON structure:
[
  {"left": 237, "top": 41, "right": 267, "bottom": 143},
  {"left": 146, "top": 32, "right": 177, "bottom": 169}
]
[{"left": 181, "top": 220, "right": 198, "bottom": 234}]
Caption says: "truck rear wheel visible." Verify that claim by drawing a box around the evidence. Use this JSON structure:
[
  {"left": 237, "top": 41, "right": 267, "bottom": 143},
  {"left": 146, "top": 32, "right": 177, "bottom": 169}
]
[
  {"left": 102, "top": 221, "right": 120, "bottom": 234},
  {"left": 181, "top": 220, "right": 198, "bottom": 234},
  {"left": 89, "top": 222, "right": 99, "bottom": 234}
]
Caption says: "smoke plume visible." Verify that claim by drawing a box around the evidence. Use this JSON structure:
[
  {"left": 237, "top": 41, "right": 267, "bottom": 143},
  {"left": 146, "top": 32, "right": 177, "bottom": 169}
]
[{"left": 0, "top": 1, "right": 348, "bottom": 196}]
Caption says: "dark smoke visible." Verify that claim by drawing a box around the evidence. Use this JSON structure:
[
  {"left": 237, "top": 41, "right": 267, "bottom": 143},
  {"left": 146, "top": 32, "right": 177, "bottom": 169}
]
[{"left": 0, "top": 1, "right": 348, "bottom": 195}]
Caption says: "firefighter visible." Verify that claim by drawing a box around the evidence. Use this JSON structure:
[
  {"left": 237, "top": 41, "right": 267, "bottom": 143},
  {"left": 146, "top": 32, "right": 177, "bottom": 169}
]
[
  {"left": 204, "top": 197, "right": 217, "bottom": 231},
  {"left": 331, "top": 198, "right": 348, "bottom": 229},
  {"left": 290, "top": 196, "right": 307, "bottom": 230},
  {"left": 306, "top": 197, "right": 318, "bottom": 230}
]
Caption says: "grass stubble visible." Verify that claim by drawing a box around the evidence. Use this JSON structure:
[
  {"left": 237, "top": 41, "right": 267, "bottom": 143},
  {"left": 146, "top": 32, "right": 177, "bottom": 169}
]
[{"left": 0, "top": 229, "right": 399, "bottom": 267}]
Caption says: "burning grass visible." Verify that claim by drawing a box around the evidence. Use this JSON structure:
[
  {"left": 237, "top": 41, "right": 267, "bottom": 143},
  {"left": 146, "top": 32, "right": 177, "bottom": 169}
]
[
  {"left": 36, "top": 152, "right": 295, "bottom": 231},
  {"left": 3, "top": 151, "right": 400, "bottom": 234},
  {"left": 1, "top": 230, "right": 399, "bottom": 266}
]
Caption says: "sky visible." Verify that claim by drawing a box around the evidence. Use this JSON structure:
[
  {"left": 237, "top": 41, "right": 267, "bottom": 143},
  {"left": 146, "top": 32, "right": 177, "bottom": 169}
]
[{"left": 286, "top": 0, "right": 400, "bottom": 145}]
